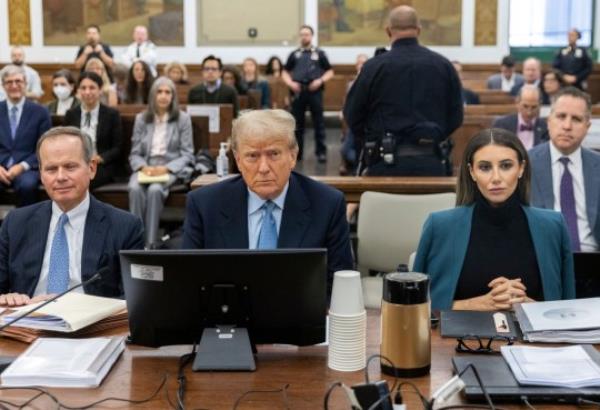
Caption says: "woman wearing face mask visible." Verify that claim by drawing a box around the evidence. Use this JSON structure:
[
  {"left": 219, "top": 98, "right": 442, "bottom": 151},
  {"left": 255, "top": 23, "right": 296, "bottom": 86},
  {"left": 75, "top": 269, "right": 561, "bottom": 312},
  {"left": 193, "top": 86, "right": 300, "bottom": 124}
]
[
  {"left": 413, "top": 128, "right": 574, "bottom": 311},
  {"left": 47, "top": 69, "right": 80, "bottom": 115},
  {"left": 64, "top": 71, "right": 122, "bottom": 190}
]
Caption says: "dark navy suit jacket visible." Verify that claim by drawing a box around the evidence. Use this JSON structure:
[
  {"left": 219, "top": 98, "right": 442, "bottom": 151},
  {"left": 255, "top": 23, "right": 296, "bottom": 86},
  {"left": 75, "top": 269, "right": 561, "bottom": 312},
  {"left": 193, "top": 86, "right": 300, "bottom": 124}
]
[
  {"left": 0, "top": 100, "right": 51, "bottom": 169},
  {"left": 182, "top": 172, "right": 354, "bottom": 281},
  {"left": 0, "top": 196, "right": 144, "bottom": 297},
  {"left": 492, "top": 114, "right": 548, "bottom": 146}
]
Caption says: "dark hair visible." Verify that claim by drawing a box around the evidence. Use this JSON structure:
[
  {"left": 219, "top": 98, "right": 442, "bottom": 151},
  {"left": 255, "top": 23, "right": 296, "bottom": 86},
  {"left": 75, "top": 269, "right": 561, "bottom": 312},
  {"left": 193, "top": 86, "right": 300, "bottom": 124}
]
[
  {"left": 551, "top": 86, "right": 592, "bottom": 118},
  {"left": 202, "top": 55, "right": 222, "bottom": 70},
  {"left": 300, "top": 24, "right": 314, "bottom": 35},
  {"left": 86, "top": 24, "right": 100, "bottom": 33},
  {"left": 456, "top": 128, "right": 530, "bottom": 206},
  {"left": 501, "top": 55, "right": 515, "bottom": 68},
  {"left": 77, "top": 71, "right": 103, "bottom": 89},
  {"left": 222, "top": 65, "right": 247, "bottom": 95},
  {"left": 125, "top": 60, "right": 154, "bottom": 104},
  {"left": 265, "top": 56, "right": 283, "bottom": 76},
  {"left": 52, "top": 69, "right": 76, "bottom": 97}
]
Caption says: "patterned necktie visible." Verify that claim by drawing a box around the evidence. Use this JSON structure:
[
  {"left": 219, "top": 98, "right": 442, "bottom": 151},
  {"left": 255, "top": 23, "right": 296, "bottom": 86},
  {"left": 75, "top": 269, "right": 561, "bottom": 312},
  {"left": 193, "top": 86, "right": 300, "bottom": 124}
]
[
  {"left": 519, "top": 123, "right": 533, "bottom": 132},
  {"left": 84, "top": 111, "right": 91, "bottom": 128},
  {"left": 47, "top": 213, "right": 70, "bottom": 294},
  {"left": 257, "top": 201, "right": 278, "bottom": 249},
  {"left": 9, "top": 106, "right": 18, "bottom": 139},
  {"left": 559, "top": 157, "right": 581, "bottom": 251}
]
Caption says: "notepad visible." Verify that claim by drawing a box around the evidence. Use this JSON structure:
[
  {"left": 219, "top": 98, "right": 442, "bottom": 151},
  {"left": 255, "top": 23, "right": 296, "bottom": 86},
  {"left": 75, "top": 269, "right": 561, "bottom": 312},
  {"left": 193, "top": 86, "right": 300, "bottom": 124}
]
[
  {"left": 1, "top": 336, "right": 125, "bottom": 388},
  {"left": 0, "top": 293, "right": 126, "bottom": 332},
  {"left": 137, "top": 171, "right": 169, "bottom": 184}
]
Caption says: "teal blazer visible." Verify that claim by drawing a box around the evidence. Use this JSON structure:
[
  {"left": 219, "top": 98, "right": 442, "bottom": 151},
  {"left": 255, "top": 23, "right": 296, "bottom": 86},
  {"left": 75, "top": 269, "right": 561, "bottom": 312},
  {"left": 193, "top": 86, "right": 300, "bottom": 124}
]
[{"left": 413, "top": 205, "right": 575, "bottom": 310}]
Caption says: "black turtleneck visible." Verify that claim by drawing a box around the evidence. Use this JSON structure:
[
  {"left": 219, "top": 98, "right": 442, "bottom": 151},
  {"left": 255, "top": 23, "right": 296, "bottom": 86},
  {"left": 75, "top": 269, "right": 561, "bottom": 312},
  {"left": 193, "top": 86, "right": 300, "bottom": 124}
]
[{"left": 454, "top": 192, "right": 543, "bottom": 302}]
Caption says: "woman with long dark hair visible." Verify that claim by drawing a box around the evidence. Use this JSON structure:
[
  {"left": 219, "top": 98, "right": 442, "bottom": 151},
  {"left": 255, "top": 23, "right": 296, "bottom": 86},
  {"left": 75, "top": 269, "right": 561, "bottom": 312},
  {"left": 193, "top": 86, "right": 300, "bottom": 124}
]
[
  {"left": 124, "top": 60, "right": 154, "bottom": 104},
  {"left": 414, "top": 128, "right": 574, "bottom": 310}
]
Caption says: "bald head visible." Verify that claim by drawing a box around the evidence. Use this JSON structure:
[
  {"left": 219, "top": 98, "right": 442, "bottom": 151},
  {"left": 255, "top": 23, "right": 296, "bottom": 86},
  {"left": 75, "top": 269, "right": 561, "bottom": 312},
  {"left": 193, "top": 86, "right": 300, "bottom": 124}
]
[{"left": 387, "top": 6, "right": 420, "bottom": 40}]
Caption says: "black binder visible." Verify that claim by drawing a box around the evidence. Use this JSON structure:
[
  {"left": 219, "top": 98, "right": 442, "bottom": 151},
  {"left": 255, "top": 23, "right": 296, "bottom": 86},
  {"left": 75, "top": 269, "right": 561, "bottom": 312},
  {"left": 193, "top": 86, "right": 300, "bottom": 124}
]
[{"left": 440, "top": 310, "right": 519, "bottom": 340}]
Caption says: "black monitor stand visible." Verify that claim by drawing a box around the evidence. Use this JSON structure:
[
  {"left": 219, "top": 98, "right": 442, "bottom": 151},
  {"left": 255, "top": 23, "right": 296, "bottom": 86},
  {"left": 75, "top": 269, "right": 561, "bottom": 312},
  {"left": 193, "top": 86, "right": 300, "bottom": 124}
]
[
  {"left": 192, "top": 283, "right": 256, "bottom": 371},
  {"left": 193, "top": 326, "right": 256, "bottom": 371}
]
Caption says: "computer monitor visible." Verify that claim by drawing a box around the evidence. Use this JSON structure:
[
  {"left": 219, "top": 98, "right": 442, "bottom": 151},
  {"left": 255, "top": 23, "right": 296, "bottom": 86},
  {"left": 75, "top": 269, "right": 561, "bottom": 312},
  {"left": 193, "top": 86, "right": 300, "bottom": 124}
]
[{"left": 120, "top": 249, "right": 327, "bottom": 369}]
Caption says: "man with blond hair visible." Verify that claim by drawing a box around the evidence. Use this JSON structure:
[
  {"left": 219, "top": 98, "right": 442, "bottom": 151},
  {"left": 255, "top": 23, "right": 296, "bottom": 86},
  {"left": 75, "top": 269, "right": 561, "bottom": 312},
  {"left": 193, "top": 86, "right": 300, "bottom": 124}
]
[{"left": 182, "top": 109, "right": 353, "bottom": 286}]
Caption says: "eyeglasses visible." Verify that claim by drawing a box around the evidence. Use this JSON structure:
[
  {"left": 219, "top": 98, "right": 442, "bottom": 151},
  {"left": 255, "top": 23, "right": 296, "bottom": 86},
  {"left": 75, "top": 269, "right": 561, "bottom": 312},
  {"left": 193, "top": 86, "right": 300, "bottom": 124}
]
[
  {"left": 202, "top": 67, "right": 219, "bottom": 72},
  {"left": 3, "top": 79, "right": 24, "bottom": 86},
  {"left": 455, "top": 335, "right": 513, "bottom": 354}
]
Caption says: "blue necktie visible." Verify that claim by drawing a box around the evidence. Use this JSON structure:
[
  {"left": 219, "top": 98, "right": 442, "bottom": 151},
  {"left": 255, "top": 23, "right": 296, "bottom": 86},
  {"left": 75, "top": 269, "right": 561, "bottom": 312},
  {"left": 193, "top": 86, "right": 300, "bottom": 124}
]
[
  {"left": 47, "top": 213, "right": 70, "bottom": 294},
  {"left": 9, "top": 106, "right": 17, "bottom": 140},
  {"left": 257, "top": 201, "right": 278, "bottom": 249},
  {"left": 559, "top": 157, "right": 581, "bottom": 251}
]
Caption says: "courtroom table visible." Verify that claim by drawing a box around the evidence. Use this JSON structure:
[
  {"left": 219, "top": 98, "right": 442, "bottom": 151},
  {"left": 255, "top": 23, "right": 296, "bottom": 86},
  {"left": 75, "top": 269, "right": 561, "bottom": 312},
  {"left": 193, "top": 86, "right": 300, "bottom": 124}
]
[
  {"left": 0, "top": 311, "right": 582, "bottom": 409},
  {"left": 191, "top": 175, "right": 457, "bottom": 203}
]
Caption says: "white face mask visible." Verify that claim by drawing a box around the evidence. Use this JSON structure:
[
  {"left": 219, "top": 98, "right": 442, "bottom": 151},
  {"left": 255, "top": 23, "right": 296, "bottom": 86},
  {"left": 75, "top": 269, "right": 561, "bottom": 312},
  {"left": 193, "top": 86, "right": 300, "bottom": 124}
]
[{"left": 53, "top": 85, "right": 72, "bottom": 101}]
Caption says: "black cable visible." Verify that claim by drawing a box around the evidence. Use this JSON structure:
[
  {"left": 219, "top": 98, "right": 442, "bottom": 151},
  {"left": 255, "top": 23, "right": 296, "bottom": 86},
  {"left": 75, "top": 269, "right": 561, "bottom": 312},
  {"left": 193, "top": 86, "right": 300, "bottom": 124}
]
[
  {"left": 324, "top": 382, "right": 343, "bottom": 410},
  {"left": 436, "top": 405, "right": 506, "bottom": 410},
  {"left": 18, "top": 391, "right": 45, "bottom": 409},
  {"left": 0, "top": 374, "right": 168, "bottom": 410},
  {"left": 232, "top": 383, "right": 290, "bottom": 409},
  {"left": 521, "top": 396, "right": 537, "bottom": 410},
  {"left": 176, "top": 343, "right": 197, "bottom": 410}
]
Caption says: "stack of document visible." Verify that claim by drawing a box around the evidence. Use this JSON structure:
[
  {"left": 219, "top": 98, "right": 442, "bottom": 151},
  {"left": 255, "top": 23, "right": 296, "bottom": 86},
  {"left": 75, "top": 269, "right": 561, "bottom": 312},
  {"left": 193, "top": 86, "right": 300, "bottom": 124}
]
[
  {"left": 501, "top": 345, "right": 600, "bottom": 389},
  {"left": 1, "top": 336, "right": 125, "bottom": 387},
  {"left": 137, "top": 171, "right": 169, "bottom": 184},
  {"left": 0, "top": 293, "right": 126, "bottom": 332},
  {"left": 514, "top": 298, "right": 600, "bottom": 343}
]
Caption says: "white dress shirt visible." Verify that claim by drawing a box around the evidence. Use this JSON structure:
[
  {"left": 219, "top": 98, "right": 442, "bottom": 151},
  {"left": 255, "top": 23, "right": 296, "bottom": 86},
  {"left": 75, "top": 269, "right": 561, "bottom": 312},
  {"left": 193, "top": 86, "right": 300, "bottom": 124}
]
[
  {"left": 501, "top": 73, "right": 517, "bottom": 92},
  {"left": 150, "top": 113, "right": 168, "bottom": 157},
  {"left": 247, "top": 183, "right": 289, "bottom": 249},
  {"left": 56, "top": 97, "right": 75, "bottom": 116},
  {"left": 120, "top": 41, "right": 158, "bottom": 76},
  {"left": 80, "top": 104, "right": 100, "bottom": 155},
  {"left": 549, "top": 143, "right": 598, "bottom": 251},
  {"left": 34, "top": 194, "right": 90, "bottom": 296}
]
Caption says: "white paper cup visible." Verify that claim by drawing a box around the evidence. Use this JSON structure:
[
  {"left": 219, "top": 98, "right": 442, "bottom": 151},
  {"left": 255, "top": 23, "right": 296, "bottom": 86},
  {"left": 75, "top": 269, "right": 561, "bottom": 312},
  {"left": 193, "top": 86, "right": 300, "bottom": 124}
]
[{"left": 329, "top": 270, "right": 365, "bottom": 316}]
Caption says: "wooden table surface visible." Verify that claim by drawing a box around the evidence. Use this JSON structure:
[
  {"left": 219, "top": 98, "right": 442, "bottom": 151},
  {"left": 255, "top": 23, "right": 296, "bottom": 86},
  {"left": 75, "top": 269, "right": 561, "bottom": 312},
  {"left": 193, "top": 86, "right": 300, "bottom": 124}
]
[
  {"left": 0, "top": 311, "right": 581, "bottom": 409},
  {"left": 191, "top": 175, "right": 457, "bottom": 203}
]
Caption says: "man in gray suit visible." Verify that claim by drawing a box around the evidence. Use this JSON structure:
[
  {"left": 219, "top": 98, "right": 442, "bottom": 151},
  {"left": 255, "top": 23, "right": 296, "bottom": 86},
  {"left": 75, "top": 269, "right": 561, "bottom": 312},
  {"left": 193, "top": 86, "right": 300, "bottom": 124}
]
[
  {"left": 487, "top": 55, "right": 523, "bottom": 92},
  {"left": 529, "top": 87, "right": 600, "bottom": 251},
  {"left": 493, "top": 85, "right": 548, "bottom": 150}
]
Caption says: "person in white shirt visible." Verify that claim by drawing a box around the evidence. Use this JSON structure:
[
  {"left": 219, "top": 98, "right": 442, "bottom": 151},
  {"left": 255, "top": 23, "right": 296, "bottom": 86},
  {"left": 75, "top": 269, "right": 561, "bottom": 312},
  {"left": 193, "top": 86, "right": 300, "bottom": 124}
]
[
  {"left": 128, "top": 77, "right": 194, "bottom": 246},
  {"left": 529, "top": 86, "right": 600, "bottom": 252},
  {"left": 119, "top": 25, "right": 158, "bottom": 76},
  {"left": 10, "top": 46, "right": 43, "bottom": 99},
  {"left": 46, "top": 69, "right": 80, "bottom": 115},
  {"left": 486, "top": 55, "right": 524, "bottom": 92}
]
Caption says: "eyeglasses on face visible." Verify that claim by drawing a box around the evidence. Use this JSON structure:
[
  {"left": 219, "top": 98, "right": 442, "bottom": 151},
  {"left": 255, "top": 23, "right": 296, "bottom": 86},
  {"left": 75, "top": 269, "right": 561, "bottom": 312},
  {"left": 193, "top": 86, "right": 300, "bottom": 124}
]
[{"left": 455, "top": 335, "right": 513, "bottom": 354}]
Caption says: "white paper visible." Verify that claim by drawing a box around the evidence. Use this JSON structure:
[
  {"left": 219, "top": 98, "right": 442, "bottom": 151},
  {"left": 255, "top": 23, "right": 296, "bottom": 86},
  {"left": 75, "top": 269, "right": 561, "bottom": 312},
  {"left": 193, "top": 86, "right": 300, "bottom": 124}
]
[
  {"left": 519, "top": 297, "right": 600, "bottom": 332},
  {"left": 186, "top": 104, "right": 221, "bottom": 133},
  {"left": 502, "top": 345, "right": 600, "bottom": 388}
]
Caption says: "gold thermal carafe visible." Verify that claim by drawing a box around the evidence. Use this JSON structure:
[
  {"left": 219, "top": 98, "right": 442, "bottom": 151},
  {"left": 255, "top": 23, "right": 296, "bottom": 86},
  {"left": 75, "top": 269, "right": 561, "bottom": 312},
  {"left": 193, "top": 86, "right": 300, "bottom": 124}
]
[{"left": 380, "top": 272, "right": 431, "bottom": 377}]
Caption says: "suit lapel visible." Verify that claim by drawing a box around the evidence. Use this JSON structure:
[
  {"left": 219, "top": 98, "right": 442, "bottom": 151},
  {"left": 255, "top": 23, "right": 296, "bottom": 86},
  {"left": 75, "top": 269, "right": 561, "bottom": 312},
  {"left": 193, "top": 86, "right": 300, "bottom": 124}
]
[
  {"left": 278, "top": 174, "right": 311, "bottom": 248},
  {"left": 96, "top": 105, "right": 106, "bottom": 144},
  {"left": 534, "top": 144, "right": 554, "bottom": 208},
  {"left": 0, "top": 103, "right": 10, "bottom": 148},
  {"left": 13, "top": 101, "right": 29, "bottom": 145},
  {"left": 81, "top": 197, "right": 108, "bottom": 282},
  {"left": 26, "top": 202, "right": 52, "bottom": 293},
  {"left": 145, "top": 122, "right": 156, "bottom": 156},
  {"left": 582, "top": 149, "right": 600, "bottom": 234},
  {"left": 218, "top": 178, "right": 249, "bottom": 248}
]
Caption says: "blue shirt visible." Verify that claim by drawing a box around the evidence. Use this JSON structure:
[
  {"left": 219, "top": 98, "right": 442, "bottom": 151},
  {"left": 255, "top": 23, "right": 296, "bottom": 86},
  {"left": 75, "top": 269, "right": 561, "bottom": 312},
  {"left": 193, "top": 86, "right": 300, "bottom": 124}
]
[{"left": 247, "top": 183, "right": 289, "bottom": 249}]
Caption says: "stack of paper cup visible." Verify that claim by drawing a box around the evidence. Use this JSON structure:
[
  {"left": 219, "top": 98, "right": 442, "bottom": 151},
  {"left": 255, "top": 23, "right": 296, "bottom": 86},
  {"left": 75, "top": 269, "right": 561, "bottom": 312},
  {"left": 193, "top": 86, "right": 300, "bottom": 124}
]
[{"left": 328, "top": 270, "right": 367, "bottom": 372}]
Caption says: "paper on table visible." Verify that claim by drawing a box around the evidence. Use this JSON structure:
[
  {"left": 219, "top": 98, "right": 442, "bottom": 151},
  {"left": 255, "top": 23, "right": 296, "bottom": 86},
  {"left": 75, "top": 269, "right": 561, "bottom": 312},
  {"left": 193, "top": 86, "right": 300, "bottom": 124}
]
[
  {"left": 186, "top": 104, "right": 220, "bottom": 133},
  {"left": 501, "top": 345, "right": 600, "bottom": 389},
  {"left": 517, "top": 297, "right": 600, "bottom": 332}
]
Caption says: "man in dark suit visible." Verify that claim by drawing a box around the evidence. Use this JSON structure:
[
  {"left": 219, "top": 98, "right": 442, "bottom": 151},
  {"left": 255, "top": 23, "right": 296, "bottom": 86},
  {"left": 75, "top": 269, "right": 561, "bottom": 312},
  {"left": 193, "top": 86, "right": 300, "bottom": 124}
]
[
  {"left": 493, "top": 85, "right": 548, "bottom": 150},
  {"left": 0, "top": 126, "right": 144, "bottom": 306},
  {"left": 182, "top": 109, "right": 353, "bottom": 285},
  {"left": 0, "top": 65, "right": 51, "bottom": 205},
  {"left": 529, "top": 87, "right": 600, "bottom": 251}
]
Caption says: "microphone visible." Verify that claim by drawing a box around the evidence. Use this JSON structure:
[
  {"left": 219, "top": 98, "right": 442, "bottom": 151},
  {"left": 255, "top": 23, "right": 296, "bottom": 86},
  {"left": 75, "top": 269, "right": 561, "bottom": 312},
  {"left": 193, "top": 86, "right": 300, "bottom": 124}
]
[{"left": 0, "top": 266, "right": 109, "bottom": 333}]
